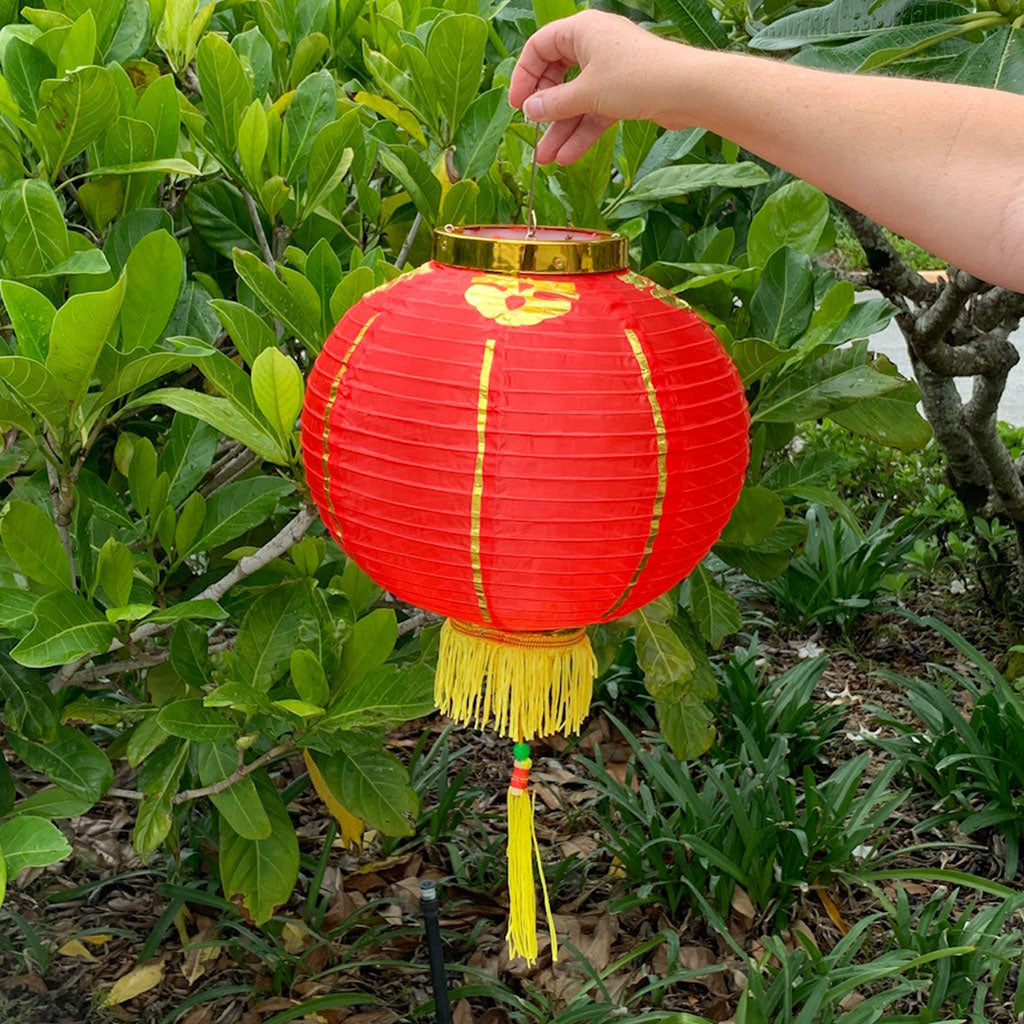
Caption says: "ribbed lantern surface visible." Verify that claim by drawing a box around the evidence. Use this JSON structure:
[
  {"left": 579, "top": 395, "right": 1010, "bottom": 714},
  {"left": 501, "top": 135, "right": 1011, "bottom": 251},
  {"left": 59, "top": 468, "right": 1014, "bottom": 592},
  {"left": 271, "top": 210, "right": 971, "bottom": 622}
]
[{"left": 301, "top": 227, "right": 749, "bottom": 632}]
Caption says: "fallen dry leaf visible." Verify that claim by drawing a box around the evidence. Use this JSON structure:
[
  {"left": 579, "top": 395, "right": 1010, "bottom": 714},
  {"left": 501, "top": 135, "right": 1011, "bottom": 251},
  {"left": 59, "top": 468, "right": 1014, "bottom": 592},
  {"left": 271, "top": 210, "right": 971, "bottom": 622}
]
[
  {"left": 281, "top": 920, "right": 313, "bottom": 953},
  {"left": 57, "top": 939, "right": 96, "bottom": 960},
  {"left": 181, "top": 928, "right": 221, "bottom": 985},
  {"left": 105, "top": 959, "right": 165, "bottom": 1006},
  {"left": 83, "top": 933, "right": 114, "bottom": 945},
  {"left": 452, "top": 999, "right": 474, "bottom": 1024}
]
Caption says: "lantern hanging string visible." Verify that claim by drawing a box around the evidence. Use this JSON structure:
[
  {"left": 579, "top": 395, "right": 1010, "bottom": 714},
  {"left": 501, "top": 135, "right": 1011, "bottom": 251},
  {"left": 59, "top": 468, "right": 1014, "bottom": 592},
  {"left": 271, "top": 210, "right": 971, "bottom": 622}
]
[{"left": 524, "top": 121, "right": 540, "bottom": 239}]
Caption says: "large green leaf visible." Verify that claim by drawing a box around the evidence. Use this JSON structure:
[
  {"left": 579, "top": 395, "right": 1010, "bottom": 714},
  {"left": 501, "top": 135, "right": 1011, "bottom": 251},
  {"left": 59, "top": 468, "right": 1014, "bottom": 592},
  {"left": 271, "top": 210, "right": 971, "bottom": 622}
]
[
  {"left": 533, "top": 0, "right": 576, "bottom": 27},
  {"left": 0, "top": 499, "right": 71, "bottom": 590},
  {"left": 11, "top": 591, "right": 117, "bottom": 668},
  {"left": 303, "top": 120, "right": 353, "bottom": 215},
  {"left": 688, "top": 563, "right": 741, "bottom": 649},
  {"left": 618, "top": 162, "right": 770, "bottom": 207},
  {"left": 232, "top": 249, "right": 322, "bottom": 352},
  {"left": 454, "top": 88, "right": 516, "bottom": 181},
  {"left": 1, "top": 280, "right": 57, "bottom": 362},
  {"left": 0, "top": 355, "right": 67, "bottom": 429},
  {"left": 749, "top": 247, "right": 815, "bottom": 347},
  {"left": 657, "top": 691, "right": 715, "bottom": 760},
  {"left": 322, "top": 664, "right": 434, "bottom": 730},
  {"left": 232, "top": 582, "right": 314, "bottom": 692},
  {"left": 121, "top": 230, "right": 184, "bottom": 351},
  {"left": 754, "top": 345, "right": 904, "bottom": 423},
  {"left": 0, "top": 180, "right": 69, "bottom": 278},
  {"left": 792, "top": 23, "right": 970, "bottom": 74},
  {"left": 0, "top": 817, "right": 71, "bottom": 876},
  {"left": 656, "top": 0, "right": 728, "bottom": 49},
  {"left": 0, "top": 652, "right": 59, "bottom": 741},
  {"left": 283, "top": 70, "right": 336, "bottom": 183},
  {"left": 8, "top": 726, "right": 112, "bottom": 802},
  {"left": 132, "top": 388, "right": 286, "bottom": 463},
  {"left": 747, "top": 182, "right": 831, "bottom": 267},
  {"left": 157, "top": 699, "right": 236, "bottom": 742},
  {"left": 332, "top": 608, "right": 397, "bottom": 692},
  {"left": 952, "top": 25, "right": 1024, "bottom": 93},
  {"left": 3, "top": 37, "right": 55, "bottom": 119},
  {"left": 46, "top": 276, "right": 126, "bottom": 407},
  {"left": 6, "top": 786, "right": 93, "bottom": 819},
  {"left": 197, "top": 742, "right": 272, "bottom": 840},
  {"left": 425, "top": 13, "right": 487, "bottom": 141},
  {"left": 634, "top": 611, "right": 695, "bottom": 701},
  {"left": 133, "top": 739, "right": 189, "bottom": 855},
  {"left": 308, "top": 746, "right": 417, "bottom": 837},
  {"left": 749, "top": 0, "right": 964, "bottom": 51},
  {"left": 195, "top": 33, "right": 250, "bottom": 151},
  {"left": 251, "top": 347, "right": 302, "bottom": 440},
  {"left": 187, "top": 475, "right": 294, "bottom": 556},
  {"left": 717, "top": 485, "right": 785, "bottom": 548},
  {"left": 170, "top": 619, "right": 211, "bottom": 689},
  {"left": 220, "top": 773, "right": 299, "bottom": 924},
  {"left": 377, "top": 145, "right": 442, "bottom": 225},
  {"left": 37, "top": 65, "right": 120, "bottom": 176},
  {"left": 829, "top": 360, "right": 932, "bottom": 452},
  {"left": 209, "top": 300, "right": 276, "bottom": 369}
]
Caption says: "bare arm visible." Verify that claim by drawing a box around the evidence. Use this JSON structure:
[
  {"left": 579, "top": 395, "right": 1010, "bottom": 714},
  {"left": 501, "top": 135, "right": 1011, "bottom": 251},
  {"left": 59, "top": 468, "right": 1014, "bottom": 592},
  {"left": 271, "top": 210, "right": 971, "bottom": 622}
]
[{"left": 508, "top": 10, "right": 1024, "bottom": 292}]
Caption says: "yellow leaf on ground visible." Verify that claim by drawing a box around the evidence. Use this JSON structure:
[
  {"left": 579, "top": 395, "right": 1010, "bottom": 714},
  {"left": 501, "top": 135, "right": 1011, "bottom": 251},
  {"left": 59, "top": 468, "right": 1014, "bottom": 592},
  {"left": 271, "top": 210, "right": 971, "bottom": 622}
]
[
  {"left": 83, "top": 934, "right": 113, "bottom": 945},
  {"left": 304, "top": 749, "right": 364, "bottom": 849},
  {"left": 280, "top": 920, "right": 312, "bottom": 954},
  {"left": 57, "top": 940, "right": 95, "bottom": 960},
  {"left": 105, "top": 960, "right": 165, "bottom": 1005}
]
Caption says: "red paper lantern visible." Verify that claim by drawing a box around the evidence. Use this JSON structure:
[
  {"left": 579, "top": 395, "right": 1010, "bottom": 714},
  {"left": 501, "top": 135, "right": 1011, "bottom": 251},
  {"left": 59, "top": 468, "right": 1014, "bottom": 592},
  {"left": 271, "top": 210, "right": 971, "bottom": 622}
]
[{"left": 301, "top": 226, "right": 749, "bottom": 962}]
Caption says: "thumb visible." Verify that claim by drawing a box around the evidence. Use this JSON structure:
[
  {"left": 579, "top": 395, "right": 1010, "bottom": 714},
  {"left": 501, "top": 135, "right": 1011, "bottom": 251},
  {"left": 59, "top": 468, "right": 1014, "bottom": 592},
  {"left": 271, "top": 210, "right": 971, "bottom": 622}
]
[{"left": 523, "top": 78, "right": 592, "bottom": 122}]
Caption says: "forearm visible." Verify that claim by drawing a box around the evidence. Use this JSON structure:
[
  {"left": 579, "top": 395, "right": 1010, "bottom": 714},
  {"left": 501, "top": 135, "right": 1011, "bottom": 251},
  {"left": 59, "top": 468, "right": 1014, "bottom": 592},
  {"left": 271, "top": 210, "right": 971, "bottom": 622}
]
[{"left": 667, "top": 47, "right": 1024, "bottom": 290}]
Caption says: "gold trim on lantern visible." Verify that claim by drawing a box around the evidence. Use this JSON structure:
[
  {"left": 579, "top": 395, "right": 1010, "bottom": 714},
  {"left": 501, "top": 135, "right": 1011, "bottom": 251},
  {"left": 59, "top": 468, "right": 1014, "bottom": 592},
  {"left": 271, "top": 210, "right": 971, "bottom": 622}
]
[
  {"left": 435, "top": 619, "right": 597, "bottom": 740},
  {"left": 433, "top": 224, "right": 627, "bottom": 275},
  {"left": 320, "top": 313, "right": 379, "bottom": 542},
  {"left": 471, "top": 337, "right": 497, "bottom": 623},
  {"left": 605, "top": 328, "right": 669, "bottom": 617}
]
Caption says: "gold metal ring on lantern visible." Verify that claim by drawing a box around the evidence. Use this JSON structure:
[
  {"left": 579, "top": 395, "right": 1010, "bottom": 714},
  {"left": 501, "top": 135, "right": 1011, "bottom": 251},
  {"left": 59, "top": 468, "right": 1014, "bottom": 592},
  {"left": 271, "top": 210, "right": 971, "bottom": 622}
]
[{"left": 433, "top": 224, "right": 628, "bottom": 275}]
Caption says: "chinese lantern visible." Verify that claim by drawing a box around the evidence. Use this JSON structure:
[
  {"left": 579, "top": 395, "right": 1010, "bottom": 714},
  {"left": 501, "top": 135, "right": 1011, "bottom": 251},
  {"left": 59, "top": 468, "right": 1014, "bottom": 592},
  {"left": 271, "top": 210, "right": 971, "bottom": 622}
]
[{"left": 301, "top": 226, "right": 749, "bottom": 963}]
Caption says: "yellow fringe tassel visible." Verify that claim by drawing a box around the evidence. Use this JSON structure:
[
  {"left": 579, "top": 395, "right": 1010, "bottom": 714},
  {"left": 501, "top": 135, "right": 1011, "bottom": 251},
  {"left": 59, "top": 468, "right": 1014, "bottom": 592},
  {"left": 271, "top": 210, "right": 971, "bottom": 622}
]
[
  {"left": 506, "top": 770, "right": 558, "bottom": 965},
  {"left": 436, "top": 619, "right": 597, "bottom": 741}
]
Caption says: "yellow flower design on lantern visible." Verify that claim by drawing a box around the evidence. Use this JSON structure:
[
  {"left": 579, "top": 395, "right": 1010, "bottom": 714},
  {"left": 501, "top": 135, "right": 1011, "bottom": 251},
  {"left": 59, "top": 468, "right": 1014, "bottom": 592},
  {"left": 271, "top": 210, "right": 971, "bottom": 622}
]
[{"left": 464, "top": 274, "right": 579, "bottom": 326}]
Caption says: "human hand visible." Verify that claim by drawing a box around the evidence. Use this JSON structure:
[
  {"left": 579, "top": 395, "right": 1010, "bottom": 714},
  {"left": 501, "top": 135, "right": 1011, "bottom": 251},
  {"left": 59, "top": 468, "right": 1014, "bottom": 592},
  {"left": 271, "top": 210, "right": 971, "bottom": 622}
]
[{"left": 508, "top": 10, "right": 691, "bottom": 165}]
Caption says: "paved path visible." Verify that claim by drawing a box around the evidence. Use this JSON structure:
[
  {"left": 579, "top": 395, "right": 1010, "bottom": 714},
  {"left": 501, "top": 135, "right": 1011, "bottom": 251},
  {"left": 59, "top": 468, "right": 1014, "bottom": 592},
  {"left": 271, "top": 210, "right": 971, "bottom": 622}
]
[{"left": 862, "top": 291, "right": 1024, "bottom": 425}]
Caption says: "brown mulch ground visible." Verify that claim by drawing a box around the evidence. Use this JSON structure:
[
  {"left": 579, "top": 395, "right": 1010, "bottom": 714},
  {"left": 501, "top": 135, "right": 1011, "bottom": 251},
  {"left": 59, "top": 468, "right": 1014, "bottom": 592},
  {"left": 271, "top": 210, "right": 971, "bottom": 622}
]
[{"left": 2, "top": 593, "right": 1023, "bottom": 1024}]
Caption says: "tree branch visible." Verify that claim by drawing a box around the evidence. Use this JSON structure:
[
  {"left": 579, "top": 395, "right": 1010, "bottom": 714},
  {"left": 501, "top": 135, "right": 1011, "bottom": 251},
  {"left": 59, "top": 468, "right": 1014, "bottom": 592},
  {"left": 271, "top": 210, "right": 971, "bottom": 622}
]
[
  {"left": 46, "top": 457, "right": 76, "bottom": 591},
  {"left": 103, "top": 739, "right": 294, "bottom": 806},
  {"left": 242, "top": 188, "right": 277, "bottom": 272},
  {"left": 52, "top": 507, "right": 318, "bottom": 692},
  {"left": 838, "top": 204, "right": 939, "bottom": 305},
  {"left": 972, "top": 286, "right": 1024, "bottom": 333},
  {"left": 172, "top": 741, "right": 294, "bottom": 804},
  {"left": 395, "top": 212, "right": 422, "bottom": 270}
]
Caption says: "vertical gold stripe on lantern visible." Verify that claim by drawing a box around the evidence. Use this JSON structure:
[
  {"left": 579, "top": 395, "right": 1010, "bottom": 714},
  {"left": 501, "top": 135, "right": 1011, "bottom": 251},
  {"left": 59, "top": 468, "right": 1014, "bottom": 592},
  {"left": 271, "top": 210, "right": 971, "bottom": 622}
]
[
  {"left": 471, "top": 337, "right": 497, "bottom": 623},
  {"left": 605, "top": 328, "right": 668, "bottom": 617},
  {"left": 320, "top": 313, "right": 380, "bottom": 541}
]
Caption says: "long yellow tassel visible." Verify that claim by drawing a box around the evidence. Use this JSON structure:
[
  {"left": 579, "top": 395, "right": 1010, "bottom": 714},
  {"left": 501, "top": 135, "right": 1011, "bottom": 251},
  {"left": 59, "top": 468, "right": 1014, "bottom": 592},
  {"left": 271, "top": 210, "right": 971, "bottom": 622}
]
[
  {"left": 436, "top": 619, "right": 596, "bottom": 741},
  {"left": 506, "top": 744, "right": 558, "bottom": 966}
]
